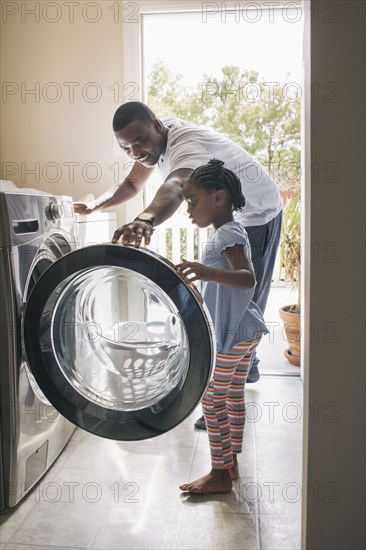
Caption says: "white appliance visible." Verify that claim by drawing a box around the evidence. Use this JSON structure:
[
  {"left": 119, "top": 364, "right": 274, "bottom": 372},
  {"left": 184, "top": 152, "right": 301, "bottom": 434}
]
[
  {"left": 1, "top": 194, "right": 215, "bottom": 511},
  {"left": 75, "top": 212, "right": 117, "bottom": 246},
  {"left": 0, "top": 191, "right": 76, "bottom": 511}
]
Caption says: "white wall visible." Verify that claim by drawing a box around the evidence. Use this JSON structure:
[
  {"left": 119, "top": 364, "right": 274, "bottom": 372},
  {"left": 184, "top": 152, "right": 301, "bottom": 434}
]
[
  {"left": 302, "top": 1, "right": 366, "bottom": 548},
  {"left": 0, "top": 0, "right": 128, "bottom": 226}
]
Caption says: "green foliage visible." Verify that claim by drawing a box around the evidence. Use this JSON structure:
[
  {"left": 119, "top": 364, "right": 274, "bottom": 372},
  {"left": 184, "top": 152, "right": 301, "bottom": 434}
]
[
  {"left": 147, "top": 61, "right": 300, "bottom": 191},
  {"left": 280, "top": 192, "right": 301, "bottom": 312},
  {"left": 148, "top": 60, "right": 209, "bottom": 123},
  {"left": 147, "top": 61, "right": 302, "bottom": 267}
]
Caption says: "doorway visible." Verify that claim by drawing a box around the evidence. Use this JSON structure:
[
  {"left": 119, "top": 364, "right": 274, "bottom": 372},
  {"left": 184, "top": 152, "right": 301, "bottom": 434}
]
[
  {"left": 140, "top": 4, "right": 304, "bottom": 378},
  {"left": 121, "top": 2, "right": 306, "bottom": 547}
]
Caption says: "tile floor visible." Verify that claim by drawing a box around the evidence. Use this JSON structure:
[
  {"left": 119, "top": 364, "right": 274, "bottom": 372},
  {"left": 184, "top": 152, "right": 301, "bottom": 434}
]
[
  {"left": 0, "top": 286, "right": 303, "bottom": 549},
  {"left": 0, "top": 375, "right": 303, "bottom": 550}
]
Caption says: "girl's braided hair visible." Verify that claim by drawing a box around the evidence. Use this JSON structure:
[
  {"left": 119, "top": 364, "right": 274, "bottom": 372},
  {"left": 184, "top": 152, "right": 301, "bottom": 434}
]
[{"left": 187, "top": 159, "right": 246, "bottom": 212}]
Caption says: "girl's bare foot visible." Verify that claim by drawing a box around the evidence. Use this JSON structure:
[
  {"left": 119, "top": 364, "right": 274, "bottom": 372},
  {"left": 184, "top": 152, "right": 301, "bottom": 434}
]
[
  {"left": 230, "top": 454, "right": 239, "bottom": 481},
  {"left": 179, "top": 468, "right": 233, "bottom": 494}
]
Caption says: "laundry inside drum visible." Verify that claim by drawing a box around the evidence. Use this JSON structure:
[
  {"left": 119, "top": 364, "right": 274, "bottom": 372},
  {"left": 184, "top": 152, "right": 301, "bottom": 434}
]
[{"left": 50, "top": 266, "right": 189, "bottom": 411}]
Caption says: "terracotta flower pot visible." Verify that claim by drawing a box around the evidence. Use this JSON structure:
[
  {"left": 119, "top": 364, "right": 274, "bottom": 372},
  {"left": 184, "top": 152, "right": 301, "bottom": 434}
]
[{"left": 279, "top": 305, "right": 301, "bottom": 366}]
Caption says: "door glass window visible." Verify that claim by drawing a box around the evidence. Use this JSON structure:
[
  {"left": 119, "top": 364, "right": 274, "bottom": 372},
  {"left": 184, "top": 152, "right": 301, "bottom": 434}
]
[{"left": 48, "top": 267, "right": 189, "bottom": 412}]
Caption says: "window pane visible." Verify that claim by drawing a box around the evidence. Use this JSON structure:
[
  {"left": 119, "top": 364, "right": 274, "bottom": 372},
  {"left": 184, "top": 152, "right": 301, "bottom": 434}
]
[{"left": 141, "top": 8, "right": 303, "bottom": 261}]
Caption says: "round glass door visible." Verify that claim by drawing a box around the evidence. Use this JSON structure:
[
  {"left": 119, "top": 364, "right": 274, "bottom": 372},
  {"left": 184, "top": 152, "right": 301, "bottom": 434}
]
[{"left": 24, "top": 245, "right": 215, "bottom": 440}]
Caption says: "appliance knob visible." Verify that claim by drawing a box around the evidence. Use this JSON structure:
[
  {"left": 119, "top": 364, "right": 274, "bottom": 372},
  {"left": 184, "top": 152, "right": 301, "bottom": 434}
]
[{"left": 49, "top": 202, "right": 64, "bottom": 220}]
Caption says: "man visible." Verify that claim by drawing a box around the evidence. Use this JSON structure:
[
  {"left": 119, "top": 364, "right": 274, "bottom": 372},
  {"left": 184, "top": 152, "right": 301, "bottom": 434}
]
[{"left": 74, "top": 101, "right": 282, "bottom": 427}]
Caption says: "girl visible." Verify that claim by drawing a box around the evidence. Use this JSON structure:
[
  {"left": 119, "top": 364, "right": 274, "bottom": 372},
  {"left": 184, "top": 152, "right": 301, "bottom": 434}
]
[{"left": 177, "top": 159, "right": 268, "bottom": 494}]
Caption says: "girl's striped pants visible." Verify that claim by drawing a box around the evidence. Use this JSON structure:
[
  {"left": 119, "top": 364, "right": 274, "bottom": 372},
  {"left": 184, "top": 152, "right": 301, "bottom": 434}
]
[{"left": 202, "top": 337, "right": 262, "bottom": 469}]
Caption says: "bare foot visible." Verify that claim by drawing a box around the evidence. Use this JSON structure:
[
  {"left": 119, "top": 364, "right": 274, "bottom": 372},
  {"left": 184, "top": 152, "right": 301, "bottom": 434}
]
[
  {"left": 230, "top": 454, "right": 239, "bottom": 481},
  {"left": 179, "top": 469, "right": 233, "bottom": 494}
]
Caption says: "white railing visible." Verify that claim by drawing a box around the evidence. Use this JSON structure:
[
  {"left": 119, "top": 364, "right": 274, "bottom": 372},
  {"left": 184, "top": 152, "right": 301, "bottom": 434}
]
[
  {"left": 149, "top": 214, "right": 210, "bottom": 263},
  {"left": 149, "top": 216, "right": 283, "bottom": 282}
]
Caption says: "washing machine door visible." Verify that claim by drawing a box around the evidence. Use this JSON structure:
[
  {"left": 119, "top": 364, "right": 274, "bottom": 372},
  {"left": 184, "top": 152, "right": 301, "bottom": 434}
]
[{"left": 23, "top": 245, "right": 215, "bottom": 441}]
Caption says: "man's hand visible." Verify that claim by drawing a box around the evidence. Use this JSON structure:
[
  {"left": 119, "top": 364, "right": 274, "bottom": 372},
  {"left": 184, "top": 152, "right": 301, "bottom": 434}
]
[
  {"left": 112, "top": 220, "right": 153, "bottom": 247},
  {"left": 176, "top": 260, "right": 214, "bottom": 283},
  {"left": 73, "top": 201, "right": 97, "bottom": 215}
]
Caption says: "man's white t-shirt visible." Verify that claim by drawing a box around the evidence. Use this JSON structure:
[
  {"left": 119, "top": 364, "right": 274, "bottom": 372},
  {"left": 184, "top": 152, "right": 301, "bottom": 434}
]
[{"left": 158, "top": 118, "right": 282, "bottom": 226}]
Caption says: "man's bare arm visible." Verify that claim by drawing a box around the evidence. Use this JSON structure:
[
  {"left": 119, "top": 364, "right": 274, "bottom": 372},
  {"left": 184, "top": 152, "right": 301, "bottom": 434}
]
[
  {"left": 141, "top": 167, "right": 193, "bottom": 224},
  {"left": 73, "top": 162, "right": 154, "bottom": 214},
  {"left": 112, "top": 167, "right": 193, "bottom": 246}
]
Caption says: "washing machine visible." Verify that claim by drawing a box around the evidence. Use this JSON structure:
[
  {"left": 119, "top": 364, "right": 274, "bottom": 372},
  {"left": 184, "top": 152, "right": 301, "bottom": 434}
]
[
  {"left": 0, "top": 191, "right": 77, "bottom": 512},
  {"left": 0, "top": 191, "right": 215, "bottom": 511}
]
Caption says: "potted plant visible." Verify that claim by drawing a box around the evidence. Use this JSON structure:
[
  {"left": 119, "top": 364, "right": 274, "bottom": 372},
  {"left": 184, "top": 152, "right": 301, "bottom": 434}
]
[{"left": 278, "top": 192, "right": 301, "bottom": 366}]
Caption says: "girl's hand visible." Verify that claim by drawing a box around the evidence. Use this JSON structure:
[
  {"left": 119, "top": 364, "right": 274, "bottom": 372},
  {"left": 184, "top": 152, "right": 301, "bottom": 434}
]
[
  {"left": 176, "top": 246, "right": 256, "bottom": 290},
  {"left": 176, "top": 259, "right": 214, "bottom": 283}
]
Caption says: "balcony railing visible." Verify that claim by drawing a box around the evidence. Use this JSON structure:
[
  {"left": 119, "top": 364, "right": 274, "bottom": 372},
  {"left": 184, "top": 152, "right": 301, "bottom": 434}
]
[
  {"left": 149, "top": 215, "right": 283, "bottom": 282},
  {"left": 149, "top": 214, "right": 210, "bottom": 263}
]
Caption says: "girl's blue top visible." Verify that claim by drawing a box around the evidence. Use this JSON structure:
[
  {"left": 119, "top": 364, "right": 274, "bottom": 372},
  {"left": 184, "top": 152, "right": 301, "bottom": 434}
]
[{"left": 200, "top": 220, "right": 269, "bottom": 354}]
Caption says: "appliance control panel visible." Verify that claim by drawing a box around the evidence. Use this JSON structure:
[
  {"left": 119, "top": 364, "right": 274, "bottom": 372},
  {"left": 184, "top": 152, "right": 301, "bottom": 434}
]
[{"left": 2, "top": 192, "right": 76, "bottom": 246}]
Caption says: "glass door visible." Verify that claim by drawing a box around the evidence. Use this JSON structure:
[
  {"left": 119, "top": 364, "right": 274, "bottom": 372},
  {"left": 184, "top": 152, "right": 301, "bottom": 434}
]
[{"left": 24, "top": 245, "right": 215, "bottom": 440}]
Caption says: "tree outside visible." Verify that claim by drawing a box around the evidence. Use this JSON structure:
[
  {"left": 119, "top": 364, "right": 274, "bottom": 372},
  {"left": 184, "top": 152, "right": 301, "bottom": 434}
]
[
  {"left": 146, "top": 61, "right": 301, "bottom": 269},
  {"left": 147, "top": 61, "right": 301, "bottom": 194}
]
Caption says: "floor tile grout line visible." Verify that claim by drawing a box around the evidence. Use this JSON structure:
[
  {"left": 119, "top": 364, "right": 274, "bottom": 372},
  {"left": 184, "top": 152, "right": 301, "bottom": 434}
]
[
  {"left": 89, "top": 503, "right": 112, "bottom": 550},
  {"left": 171, "top": 427, "right": 200, "bottom": 550},
  {"left": 251, "top": 390, "right": 261, "bottom": 550}
]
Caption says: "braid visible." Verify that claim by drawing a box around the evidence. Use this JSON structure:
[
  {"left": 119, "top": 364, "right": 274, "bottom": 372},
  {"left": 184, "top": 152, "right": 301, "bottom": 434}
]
[{"left": 188, "top": 159, "right": 246, "bottom": 212}]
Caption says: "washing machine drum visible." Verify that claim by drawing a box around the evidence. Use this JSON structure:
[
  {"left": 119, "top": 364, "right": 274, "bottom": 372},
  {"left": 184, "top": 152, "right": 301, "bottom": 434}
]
[{"left": 24, "top": 245, "right": 215, "bottom": 440}]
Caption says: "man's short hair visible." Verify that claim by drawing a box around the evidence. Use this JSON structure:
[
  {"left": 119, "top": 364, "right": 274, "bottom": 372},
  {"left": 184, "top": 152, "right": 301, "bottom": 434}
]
[{"left": 113, "top": 101, "right": 156, "bottom": 132}]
